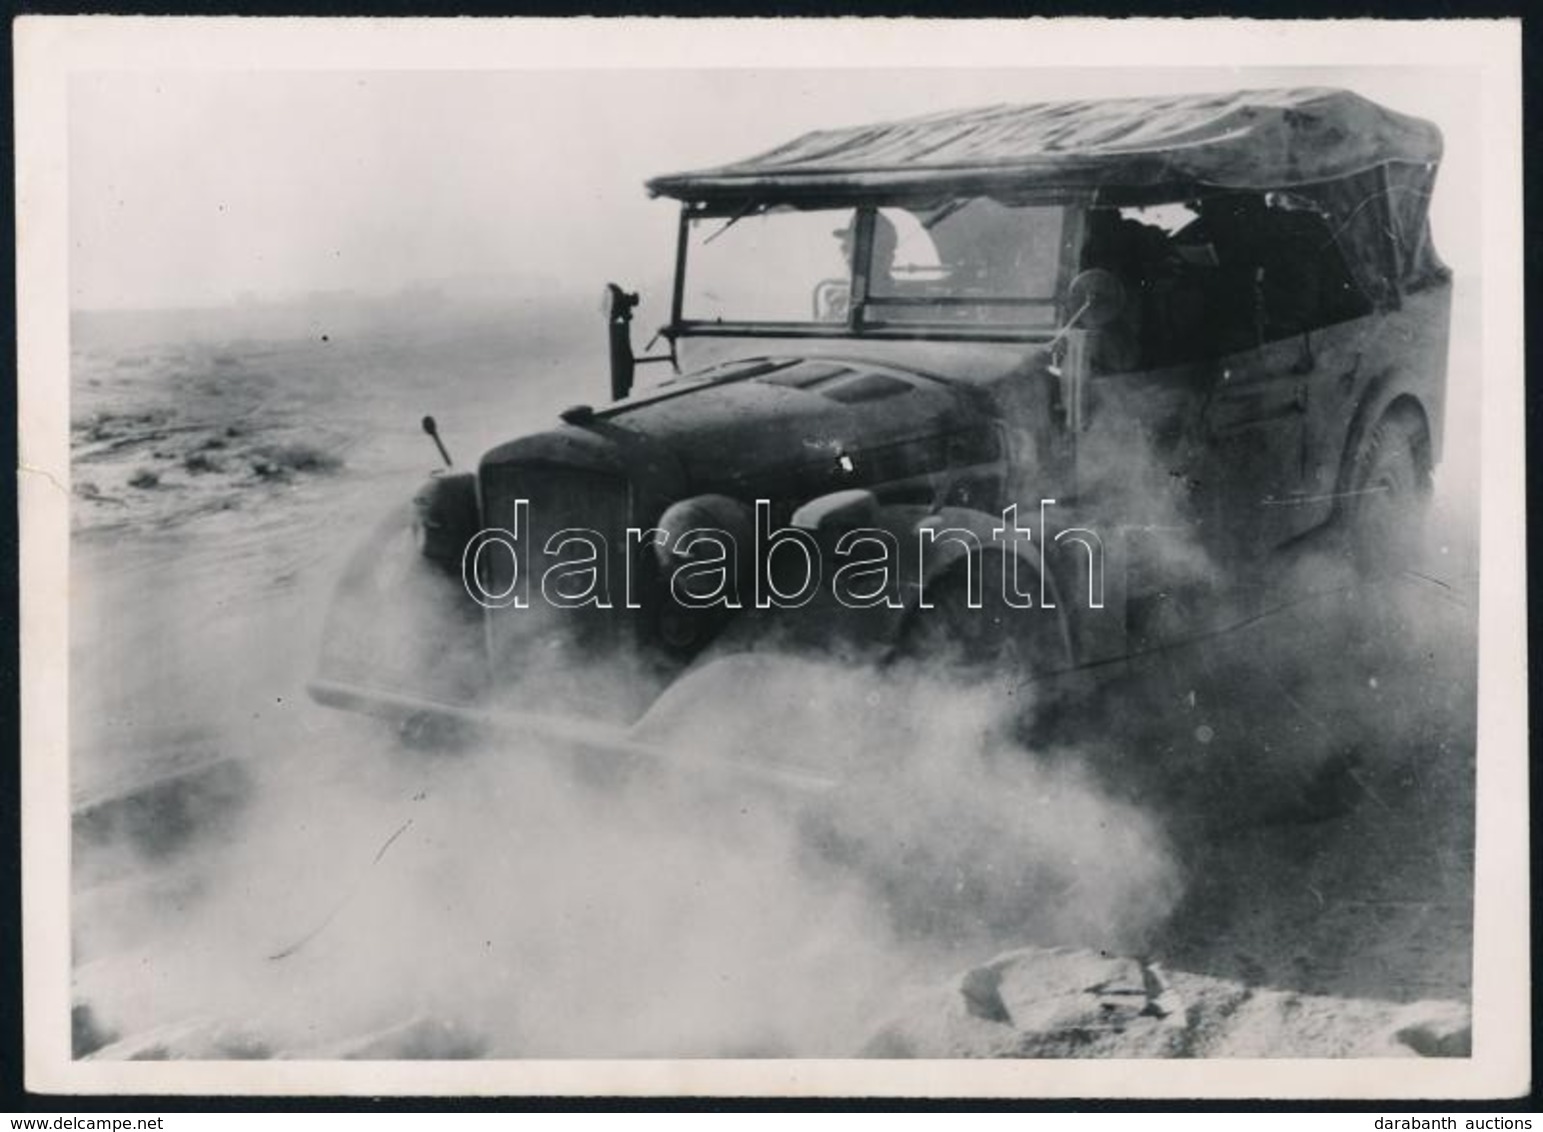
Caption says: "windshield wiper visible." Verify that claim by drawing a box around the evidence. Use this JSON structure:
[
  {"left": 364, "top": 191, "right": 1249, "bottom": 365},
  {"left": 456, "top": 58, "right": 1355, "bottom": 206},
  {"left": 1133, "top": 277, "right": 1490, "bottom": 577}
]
[
  {"left": 702, "top": 200, "right": 764, "bottom": 245},
  {"left": 920, "top": 199, "right": 970, "bottom": 230}
]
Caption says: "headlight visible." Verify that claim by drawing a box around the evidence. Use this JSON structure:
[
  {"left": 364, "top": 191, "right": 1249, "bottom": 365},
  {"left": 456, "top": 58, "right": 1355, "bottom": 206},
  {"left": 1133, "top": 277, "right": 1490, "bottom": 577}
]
[
  {"left": 410, "top": 470, "right": 478, "bottom": 568},
  {"left": 653, "top": 494, "right": 753, "bottom": 570}
]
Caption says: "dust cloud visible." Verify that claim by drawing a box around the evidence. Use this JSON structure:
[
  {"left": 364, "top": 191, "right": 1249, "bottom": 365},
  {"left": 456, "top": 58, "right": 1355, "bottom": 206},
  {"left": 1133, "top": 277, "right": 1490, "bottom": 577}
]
[
  {"left": 69, "top": 281, "right": 1480, "bottom": 1058},
  {"left": 74, "top": 473, "right": 1473, "bottom": 1058},
  {"left": 74, "top": 628, "right": 1183, "bottom": 1058}
]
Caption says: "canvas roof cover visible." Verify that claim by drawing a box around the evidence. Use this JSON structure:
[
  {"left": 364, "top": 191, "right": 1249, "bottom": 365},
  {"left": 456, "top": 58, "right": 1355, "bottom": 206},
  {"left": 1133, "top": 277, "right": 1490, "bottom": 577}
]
[
  {"left": 645, "top": 87, "right": 1442, "bottom": 204},
  {"left": 650, "top": 87, "right": 1447, "bottom": 306}
]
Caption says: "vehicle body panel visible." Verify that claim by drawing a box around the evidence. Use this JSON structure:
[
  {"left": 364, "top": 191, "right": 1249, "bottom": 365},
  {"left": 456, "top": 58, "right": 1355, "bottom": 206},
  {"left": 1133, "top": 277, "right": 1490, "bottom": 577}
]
[{"left": 311, "top": 87, "right": 1453, "bottom": 761}]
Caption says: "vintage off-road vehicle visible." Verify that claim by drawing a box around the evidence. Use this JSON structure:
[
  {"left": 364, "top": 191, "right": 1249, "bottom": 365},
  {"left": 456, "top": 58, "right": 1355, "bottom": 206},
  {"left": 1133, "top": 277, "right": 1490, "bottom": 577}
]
[{"left": 311, "top": 88, "right": 1450, "bottom": 781}]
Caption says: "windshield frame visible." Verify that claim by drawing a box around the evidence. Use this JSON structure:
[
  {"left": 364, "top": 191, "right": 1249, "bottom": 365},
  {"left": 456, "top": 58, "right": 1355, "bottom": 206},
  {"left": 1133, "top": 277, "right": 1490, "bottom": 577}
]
[{"left": 666, "top": 197, "right": 1084, "bottom": 344}]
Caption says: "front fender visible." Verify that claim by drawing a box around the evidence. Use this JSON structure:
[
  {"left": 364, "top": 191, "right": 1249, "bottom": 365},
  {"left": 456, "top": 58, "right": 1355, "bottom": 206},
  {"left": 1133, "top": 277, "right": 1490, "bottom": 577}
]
[
  {"left": 411, "top": 470, "right": 479, "bottom": 569},
  {"left": 905, "top": 504, "right": 1076, "bottom": 671},
  {"left": 311, "top": 504, "right": 488, "bottom": 707}
]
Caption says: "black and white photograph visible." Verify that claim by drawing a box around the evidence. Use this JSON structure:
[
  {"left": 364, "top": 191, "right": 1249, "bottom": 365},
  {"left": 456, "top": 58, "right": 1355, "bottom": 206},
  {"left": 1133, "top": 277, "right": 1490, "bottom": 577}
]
[{"left": 16, "top": 17, "right": 1527, "bottom": 1098}]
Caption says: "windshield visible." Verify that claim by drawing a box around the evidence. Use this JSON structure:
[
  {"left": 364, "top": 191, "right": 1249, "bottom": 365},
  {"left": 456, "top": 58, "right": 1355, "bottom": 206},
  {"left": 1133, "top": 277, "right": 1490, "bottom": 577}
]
[{"left": 679, "top": 200, "right": 1069, "bottom": 334}]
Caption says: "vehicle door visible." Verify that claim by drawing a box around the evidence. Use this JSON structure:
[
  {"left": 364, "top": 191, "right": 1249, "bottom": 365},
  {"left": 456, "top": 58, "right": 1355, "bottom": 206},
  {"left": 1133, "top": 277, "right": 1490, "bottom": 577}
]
[
  {"left": 1200, "top": 328, "right": 1314, "bottom": 562},
  {"left": 1072, "top": 200, "right": 1315, "bottom": 567},
  {"left": 1184, "top": 194, "right": 1384, "bottom": 563},
  {"left": 1201, "top": 195, "right": 1387, "bottom": 561}
]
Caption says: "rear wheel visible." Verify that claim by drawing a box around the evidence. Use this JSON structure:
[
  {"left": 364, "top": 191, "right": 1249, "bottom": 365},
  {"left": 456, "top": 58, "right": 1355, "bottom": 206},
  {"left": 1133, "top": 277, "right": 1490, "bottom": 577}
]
[{"left": 1341, "top": 405, "right": 1433, "bottom": 576}]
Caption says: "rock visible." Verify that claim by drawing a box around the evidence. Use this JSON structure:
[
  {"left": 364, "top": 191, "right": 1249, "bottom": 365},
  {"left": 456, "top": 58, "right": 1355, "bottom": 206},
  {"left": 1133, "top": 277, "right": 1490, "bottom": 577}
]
[
  {"left": 182, "top": 451, "right": 223, "bottom": 474},
  {"left": 308, "top": 1016, "right": 490, "bottom": 1060},
  {"left": 991, "top": 948, "right": 1191, "bottom": 1057},
  {"left": 1390, "top": 1001, "right": 1473, "bottom": 1057},
  {"left": 88, "top": 1018, "right": 273, "bottom": 1060},
  {"left": 1185, "top": 985, "right": 1470, "bottom": 1058},
  {"left": 71, "top": 1001, "right": 117, "bottom": 1058},
  {"left": 995, "top": 947, "right": 1153, "bottom": 1030},
  {"left": 863, "top": 946, "right": 1192, "bottom": 1058},
  {"left": 958, "top": 961, "right": 1011, "bottom": 1024},
  {"left": 859, "top": 945, "right": 1471, "bottom": 1059}
]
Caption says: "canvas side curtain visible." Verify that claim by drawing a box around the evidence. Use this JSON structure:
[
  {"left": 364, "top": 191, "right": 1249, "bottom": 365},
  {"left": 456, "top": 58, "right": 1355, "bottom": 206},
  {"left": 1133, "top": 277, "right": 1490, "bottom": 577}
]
[{"left": 1297, "top": 162, "right": 1449, "bottom": 309}]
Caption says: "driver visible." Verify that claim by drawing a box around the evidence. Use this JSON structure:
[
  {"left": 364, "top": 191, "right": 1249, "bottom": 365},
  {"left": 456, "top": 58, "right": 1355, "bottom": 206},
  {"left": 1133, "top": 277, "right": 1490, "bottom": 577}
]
[{"left": 818, "top": 213, "right": 900, "bottom": 321}]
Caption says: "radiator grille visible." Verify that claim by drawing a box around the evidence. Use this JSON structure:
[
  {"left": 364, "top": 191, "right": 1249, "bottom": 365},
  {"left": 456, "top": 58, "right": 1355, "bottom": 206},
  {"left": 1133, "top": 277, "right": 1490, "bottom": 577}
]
[{"left": 478, "top": 464, "right": 635, "bottom": 683}]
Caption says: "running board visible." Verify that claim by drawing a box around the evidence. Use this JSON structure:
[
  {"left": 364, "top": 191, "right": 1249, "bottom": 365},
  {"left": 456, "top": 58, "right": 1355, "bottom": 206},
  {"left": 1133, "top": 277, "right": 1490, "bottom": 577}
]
[{"left": 306, "top": 678, "right": 839, "bottom": 796}]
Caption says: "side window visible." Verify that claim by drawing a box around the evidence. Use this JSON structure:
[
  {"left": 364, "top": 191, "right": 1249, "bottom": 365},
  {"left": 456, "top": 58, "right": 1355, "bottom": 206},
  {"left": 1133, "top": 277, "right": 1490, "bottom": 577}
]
[
  {"left": 1083, "top": 196, "right": 1374, "bottom": 371},
  {"left": 1168, "top": 194, "right": 1372, "bottom": 359},
  {"left": 1254, "top": 193, "right": 1373, "bottom": 336}
]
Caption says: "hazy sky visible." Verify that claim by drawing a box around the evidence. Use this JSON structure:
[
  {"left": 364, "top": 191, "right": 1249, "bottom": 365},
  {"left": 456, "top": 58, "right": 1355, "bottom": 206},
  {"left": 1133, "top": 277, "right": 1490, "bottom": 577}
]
[{"left": 69, "top": 66, "right": 1480, "bottom": 311}]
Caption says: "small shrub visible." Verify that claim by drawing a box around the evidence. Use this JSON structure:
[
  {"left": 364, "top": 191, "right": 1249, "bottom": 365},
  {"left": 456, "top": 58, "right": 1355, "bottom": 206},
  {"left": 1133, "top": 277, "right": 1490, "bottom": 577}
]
[{"left": 253, "top": 442, "right": 343, "bottom": 475}]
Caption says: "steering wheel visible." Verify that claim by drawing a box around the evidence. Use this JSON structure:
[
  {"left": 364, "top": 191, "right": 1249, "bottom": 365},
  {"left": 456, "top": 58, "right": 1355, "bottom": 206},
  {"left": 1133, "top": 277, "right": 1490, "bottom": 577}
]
[
  {"left": 812, "top": 278, "right": 851, "bottom": 322},
  {"left": 1066, "top": 268, "right": 1128, "bottom": 328}
]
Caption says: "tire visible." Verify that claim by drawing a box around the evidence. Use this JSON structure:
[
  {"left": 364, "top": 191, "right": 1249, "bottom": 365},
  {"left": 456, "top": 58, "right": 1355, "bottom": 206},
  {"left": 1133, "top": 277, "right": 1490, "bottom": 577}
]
[
  {"left": 1340, "top": 405, "right": 1433, "bottom": 576},
  {"left": 892, "top": 551, "right": 1065, "bottom": 687}
]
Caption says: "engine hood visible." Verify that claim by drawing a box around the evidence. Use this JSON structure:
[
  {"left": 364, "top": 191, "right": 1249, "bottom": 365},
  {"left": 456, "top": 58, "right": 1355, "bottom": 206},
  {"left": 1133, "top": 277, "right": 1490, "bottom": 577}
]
[{"left": 587, "top": 355, "right": 1000, "bottom": 500}]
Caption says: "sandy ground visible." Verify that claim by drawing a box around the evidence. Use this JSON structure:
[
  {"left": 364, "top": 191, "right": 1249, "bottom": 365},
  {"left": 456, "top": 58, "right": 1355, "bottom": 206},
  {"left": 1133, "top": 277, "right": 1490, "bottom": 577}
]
[{"left": 65, "top": 291, "right": 1479, "bottom": 1059}]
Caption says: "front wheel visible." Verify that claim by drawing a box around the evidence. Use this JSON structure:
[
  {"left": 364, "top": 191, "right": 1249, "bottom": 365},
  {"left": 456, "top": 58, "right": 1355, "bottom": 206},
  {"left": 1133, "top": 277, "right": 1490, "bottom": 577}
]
[{"left": 891, "top": 551, "right": 1067, "bottom": 692}]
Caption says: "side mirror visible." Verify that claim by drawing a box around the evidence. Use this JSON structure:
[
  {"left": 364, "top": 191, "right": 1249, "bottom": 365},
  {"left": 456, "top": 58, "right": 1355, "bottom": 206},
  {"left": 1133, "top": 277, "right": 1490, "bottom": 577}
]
[
  {"left": 603, "top": 282, "right": 640, "bottom": 402},
  {"left": 601, "top": 282, "right": 638, "bottom": 322}
]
